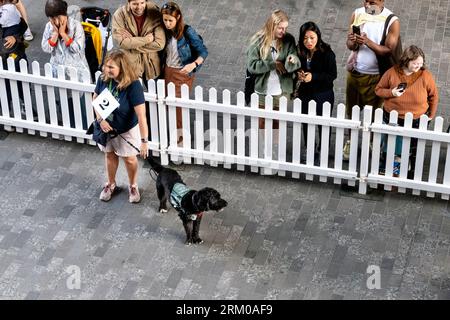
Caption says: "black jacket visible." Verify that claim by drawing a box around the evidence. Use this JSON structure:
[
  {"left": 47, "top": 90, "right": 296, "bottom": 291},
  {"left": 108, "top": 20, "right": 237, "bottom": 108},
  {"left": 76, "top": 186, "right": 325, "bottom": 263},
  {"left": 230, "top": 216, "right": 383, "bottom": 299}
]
[{"left": 295, "top": 48, "right": 337, "bottom": 97}]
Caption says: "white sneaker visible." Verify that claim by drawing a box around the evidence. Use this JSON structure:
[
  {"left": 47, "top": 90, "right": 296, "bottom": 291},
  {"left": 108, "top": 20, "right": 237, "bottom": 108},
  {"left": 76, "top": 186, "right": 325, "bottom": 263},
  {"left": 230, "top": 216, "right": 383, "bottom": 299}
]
[
  {"left": 24, "top": 28, "right": 33, "bottom": 41},
  {"left": 128, "top": 185, "right": 141, "bottom": 203}
]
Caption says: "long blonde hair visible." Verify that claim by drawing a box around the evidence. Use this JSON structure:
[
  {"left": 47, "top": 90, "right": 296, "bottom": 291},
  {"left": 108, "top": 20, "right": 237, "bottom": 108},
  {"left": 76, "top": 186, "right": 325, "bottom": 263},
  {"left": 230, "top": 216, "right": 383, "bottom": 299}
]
[
  {"left": 101, "top": 49, "right": 138, "bottom": 90},
  {"left": 250, "top": 9, "right": 289, "bottom": 59}
]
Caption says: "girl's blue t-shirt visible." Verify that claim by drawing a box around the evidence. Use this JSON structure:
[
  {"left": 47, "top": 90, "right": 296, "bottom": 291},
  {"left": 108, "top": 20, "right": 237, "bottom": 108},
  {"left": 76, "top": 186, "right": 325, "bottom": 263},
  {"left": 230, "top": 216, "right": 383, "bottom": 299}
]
[{"left": 94, "top": 79, "right": 145, "bottom": 134}]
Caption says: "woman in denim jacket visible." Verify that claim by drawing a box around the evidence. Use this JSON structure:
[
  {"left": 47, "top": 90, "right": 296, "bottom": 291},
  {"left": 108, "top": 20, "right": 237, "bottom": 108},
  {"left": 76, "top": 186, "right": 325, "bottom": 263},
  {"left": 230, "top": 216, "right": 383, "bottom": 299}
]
[{"left": 160, "top": 1, "right": 208, "bottom": 144}]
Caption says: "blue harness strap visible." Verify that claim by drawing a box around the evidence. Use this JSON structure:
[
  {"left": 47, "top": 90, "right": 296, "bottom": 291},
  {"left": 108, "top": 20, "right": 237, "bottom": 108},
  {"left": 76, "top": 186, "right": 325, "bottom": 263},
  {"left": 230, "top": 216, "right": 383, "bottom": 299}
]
[{"left": 170, "top": 183, "right": 191, "bottom": 211}]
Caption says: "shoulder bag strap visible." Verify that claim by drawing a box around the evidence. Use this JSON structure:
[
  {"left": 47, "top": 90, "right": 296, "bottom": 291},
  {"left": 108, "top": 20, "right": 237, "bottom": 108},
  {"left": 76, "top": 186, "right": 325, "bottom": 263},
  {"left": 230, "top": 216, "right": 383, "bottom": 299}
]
[{"left": 380, "top": 14, "right": 395, "bottom": 45}]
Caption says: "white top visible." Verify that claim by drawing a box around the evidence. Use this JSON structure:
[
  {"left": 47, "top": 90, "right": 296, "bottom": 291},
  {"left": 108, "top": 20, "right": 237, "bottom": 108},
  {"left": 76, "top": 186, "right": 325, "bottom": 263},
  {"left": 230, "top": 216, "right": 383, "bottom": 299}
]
[
  {"left": 353, "top": 7, "right": 398, "bottom": 75},
  {"left": 266, "top": 40, "right": 282, "bottom": 96},
  {"left": 166, "top": 37, "right": 183, "bottom": 68},
  {"left": 0, "top": 3, "right": 21, "bottom": 28}
]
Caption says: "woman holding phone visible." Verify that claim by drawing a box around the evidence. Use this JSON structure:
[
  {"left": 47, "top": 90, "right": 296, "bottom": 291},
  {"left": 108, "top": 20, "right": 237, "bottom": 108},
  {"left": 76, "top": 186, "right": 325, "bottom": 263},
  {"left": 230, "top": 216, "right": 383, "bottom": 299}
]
[{"left": 375, "top": 45, "right": 438, "bottom": 175}]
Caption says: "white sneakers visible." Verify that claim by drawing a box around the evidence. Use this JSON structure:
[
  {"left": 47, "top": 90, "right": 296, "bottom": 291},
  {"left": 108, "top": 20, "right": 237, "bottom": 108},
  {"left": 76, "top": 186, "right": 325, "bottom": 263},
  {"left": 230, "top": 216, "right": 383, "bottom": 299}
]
[{"left": 128, "top": 185, "right": 141, "bottom": 203}]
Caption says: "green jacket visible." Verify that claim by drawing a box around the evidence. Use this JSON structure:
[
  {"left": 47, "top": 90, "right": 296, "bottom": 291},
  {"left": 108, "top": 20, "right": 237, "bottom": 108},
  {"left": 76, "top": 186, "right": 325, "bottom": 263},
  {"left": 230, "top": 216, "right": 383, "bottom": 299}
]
[{"left": 246, "top": 33, "right": 301, "bottom": 95}]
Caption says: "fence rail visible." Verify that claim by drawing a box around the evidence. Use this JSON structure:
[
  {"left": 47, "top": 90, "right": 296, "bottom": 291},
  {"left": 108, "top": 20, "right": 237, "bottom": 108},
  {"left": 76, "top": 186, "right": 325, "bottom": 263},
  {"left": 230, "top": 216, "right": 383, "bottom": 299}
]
[{"left": 1, "top": 58, "right": 449, "bottom": 200}]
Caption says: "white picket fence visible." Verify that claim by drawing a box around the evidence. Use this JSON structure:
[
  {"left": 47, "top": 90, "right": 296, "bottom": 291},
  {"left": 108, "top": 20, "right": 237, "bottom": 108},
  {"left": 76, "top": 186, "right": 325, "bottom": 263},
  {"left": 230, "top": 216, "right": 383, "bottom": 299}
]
[{"left": 1, "top": 57, "right": 449, "bottom": 199}]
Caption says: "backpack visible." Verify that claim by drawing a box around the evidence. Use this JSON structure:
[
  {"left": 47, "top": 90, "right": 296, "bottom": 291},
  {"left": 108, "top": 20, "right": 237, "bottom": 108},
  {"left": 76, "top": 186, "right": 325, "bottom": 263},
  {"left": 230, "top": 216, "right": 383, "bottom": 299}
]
[{"left": 377, "top": 14, "right": 402, "bottom": 75}]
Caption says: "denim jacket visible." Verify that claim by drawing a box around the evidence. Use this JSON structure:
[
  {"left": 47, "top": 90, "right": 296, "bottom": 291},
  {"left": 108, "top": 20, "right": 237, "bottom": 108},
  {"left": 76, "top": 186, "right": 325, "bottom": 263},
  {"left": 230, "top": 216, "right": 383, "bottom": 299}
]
[{"left": 176, "top": 25, "right": 208, "bottom": 75}]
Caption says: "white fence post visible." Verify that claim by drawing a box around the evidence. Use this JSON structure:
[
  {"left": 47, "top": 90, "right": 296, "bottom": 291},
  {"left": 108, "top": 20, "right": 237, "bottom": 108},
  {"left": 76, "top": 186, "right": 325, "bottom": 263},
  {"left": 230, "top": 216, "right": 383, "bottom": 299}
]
[
  {"left": 157, "top": 79, "right": 169, "bottom": 165},
  {"left": 68, "top": 67, "right": 83, "bottom": 144},
  {"left": 249, "top": 93, "right": 259, "bottom": 172},
  {"left": 412, "top": 115, "right": 429, "bottom": 195},
  {"left": 369, "top": 108, "right": 383, "bottom": 189},
  {"left": 333, "top": 103, "right": 346, "bottom": 185},
  {"left": 147, "top": 79, "right": 160, "bottom": 156},
  {"left": 32, "top": 61, "right": 47, "bottom": 137},
  {"left": 384, "top": 110, "right": 398, "bottom": 191},
  {"left": 181, "top": 84, "right": 192, "bottom": 164},
  {"left": 263, "top": 95, "right": 273, "bottom": 175},
  {"left": 347, "top": 106, "right": 360, "bottom": 187},
  {"left": 0, "top": 57, "right": 12, "bottom": 132},
  {"left": 166, "top": 82, "right": 178, "bottom": 162},
  {"left": 278, "top": 96, "right": 287, "bottom": 177},
  {"left": 305, "top": 101, "right": 317, "bottom": 181},
  {"left": 222, "top": 89, "right": 232, "bottom": 169},
  {"left": 319, "top": 102, "right": 332, "bottom": 182},
  {"left": 427, "top": 117, "right": 444, "bottom": 198},
  {"left": 443, "top": 131, "right": 450, "bottom": 200},
  {"left": 209, "top": 87, "right": 218, "bottom": 167},
  {"left": 292, "top": 98, "right": 302, "bottom": 179},
  {"left": 397, "top": 113, "right": 413, "bottom": 193},
  {"left": 358, "top": 105, "right": 373, "bottom": 194},
  {"left": 236, "top": 92, "right": 245, "bottom": 171},
  {"left": 19, "top": 59, "right": 35, "bottom": 135},
  {"left": 44, "top": 63, "right": 59, "bottom": 139},
  {"left": 56, "top": 65, "right": 71, "bottom": 141},
  {"left": 8, "top": 58, "right": 23, "bottom": 133}
]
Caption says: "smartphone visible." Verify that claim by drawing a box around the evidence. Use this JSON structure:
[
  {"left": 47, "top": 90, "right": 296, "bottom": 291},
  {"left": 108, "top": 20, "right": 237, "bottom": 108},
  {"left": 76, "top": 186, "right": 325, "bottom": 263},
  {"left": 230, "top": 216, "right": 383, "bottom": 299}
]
[
  {"left": 352, "top": 25, "right": 361, "bottom": 35},
  {"left": 397, "top": 82, "right": 407, "bottom": 91}
]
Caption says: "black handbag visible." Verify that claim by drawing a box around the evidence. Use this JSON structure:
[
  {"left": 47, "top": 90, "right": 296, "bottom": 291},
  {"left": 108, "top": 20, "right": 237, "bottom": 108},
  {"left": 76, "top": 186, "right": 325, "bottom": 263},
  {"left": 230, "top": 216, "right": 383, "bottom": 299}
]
[
  {"left": 86, "top": 120, "right": 116, "bottom": 146},
  {"left": 244, "top": 69, "right": 256, "bottom": 105}
]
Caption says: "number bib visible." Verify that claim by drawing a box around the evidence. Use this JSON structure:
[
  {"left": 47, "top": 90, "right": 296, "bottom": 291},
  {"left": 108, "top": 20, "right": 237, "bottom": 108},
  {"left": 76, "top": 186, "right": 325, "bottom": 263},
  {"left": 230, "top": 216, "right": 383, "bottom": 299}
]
[{"left": 92, "top": 88, "right": 120, "bottom": 120}]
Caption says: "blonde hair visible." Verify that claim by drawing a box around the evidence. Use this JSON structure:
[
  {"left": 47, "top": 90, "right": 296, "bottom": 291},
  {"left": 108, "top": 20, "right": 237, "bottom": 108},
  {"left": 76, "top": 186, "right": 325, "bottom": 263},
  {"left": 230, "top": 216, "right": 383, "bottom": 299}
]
[
  {"left": 101, "top": 49, "right": 138, "bottom": 90},
  {"left": 250, "top": 9, "right": 289, "bottom": 59}
]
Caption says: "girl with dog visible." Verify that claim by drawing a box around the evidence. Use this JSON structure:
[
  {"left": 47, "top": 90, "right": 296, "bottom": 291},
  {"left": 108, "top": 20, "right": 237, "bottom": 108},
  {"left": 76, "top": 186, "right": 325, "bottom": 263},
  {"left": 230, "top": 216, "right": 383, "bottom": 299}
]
[{"left": 93, "top": 49, "right": 149, "bottom": 203}]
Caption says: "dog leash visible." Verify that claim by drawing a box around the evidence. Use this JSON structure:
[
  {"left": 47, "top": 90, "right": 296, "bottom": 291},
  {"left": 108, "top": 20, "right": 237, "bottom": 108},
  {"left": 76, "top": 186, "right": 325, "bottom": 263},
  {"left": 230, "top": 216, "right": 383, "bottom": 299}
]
[{"left": 110, "top": 130, "right": 158, "bottom": 179}]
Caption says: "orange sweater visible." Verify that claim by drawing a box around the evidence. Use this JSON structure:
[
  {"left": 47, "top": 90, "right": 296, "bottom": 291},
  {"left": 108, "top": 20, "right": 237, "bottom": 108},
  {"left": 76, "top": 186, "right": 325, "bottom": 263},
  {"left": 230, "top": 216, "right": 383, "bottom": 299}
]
[{"left": 375, "top": 67, "right": 439, "bottom": 119}]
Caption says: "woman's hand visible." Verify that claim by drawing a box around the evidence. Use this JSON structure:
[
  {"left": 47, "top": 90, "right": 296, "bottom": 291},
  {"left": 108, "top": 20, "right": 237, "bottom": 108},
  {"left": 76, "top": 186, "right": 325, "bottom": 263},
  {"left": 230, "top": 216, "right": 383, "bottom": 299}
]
[
  {"left": 50, "top": 18, "right": 59, "bottom": 36},
  {"left": 121, "top": 29, "right": 133, "bottom": 38},
  {"left": 297, "top": 70, "right": 311, "bottom": 83},
  {"left": 3, "top": 36, "right": 17, "bottom": 49},
  {"left": 99, "top": 120, "right": 113, "bottom": 133},
  {"left": 302, "top": 72, "right": 312, "bottom": 83},
  {"left": 58, "top": 16, "right": 68, "bottom": 38},
  {"left": 140, "top": 142, "right": 148, "bottom": 159},
  {"left": 391, "top": 87, "right": 404, "bottom": 97},
  {"left": 180, "top": 62, "right": 196, "bottom": 74},
  {"left": 275, "top": 60, "right": 287, "bottom": 75},
  {"left": 287, "top": 55, "right": 298, "bottom": 64},
  {"left": 145, "top": 33, "right": 154, "bottom": 43}
]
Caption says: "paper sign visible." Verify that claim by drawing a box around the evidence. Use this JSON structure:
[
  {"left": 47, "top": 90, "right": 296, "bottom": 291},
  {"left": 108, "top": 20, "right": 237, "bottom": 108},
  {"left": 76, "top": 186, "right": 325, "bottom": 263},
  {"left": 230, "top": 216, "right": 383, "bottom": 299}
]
[{"left": 92, "top": 88, "right": 120, "bottom": 120}]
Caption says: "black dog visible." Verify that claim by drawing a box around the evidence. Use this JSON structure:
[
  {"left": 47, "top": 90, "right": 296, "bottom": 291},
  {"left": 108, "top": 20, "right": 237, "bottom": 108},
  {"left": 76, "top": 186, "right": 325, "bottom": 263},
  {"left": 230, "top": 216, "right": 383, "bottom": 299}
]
[{"left": 147, "top": 157, "right": 228, "bottom": 245}]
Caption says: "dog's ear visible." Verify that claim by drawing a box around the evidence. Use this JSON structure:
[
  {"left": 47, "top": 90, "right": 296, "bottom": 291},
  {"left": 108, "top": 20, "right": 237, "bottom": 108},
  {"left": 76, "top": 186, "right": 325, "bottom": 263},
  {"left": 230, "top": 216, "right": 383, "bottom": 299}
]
[{"left": 194, "top": 188, "right": 213, "bottom": 211}]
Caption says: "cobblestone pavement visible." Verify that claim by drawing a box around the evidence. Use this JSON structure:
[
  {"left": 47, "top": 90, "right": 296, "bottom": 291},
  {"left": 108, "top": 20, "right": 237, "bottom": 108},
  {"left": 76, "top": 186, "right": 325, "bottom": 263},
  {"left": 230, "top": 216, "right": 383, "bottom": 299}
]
[{"left": 0, "top": 0, "right": 449, "bottom": 300}]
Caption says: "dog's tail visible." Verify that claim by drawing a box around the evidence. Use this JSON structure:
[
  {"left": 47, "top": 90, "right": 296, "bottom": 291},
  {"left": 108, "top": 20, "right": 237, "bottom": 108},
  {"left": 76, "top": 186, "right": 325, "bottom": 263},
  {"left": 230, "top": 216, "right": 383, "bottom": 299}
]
[{"left": 147, "top": 156, "right": 164, "bottom": 174}]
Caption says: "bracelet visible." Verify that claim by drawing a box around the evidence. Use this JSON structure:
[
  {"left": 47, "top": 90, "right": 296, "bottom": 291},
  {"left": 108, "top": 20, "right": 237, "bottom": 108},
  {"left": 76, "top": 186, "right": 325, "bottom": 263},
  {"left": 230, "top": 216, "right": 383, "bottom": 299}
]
[
  {"left": 141, "top": 138, "right": 148, "bottom": 143},
  {"left": 194, "top": 61, "right": 199, "bottom": 67},
  {"left": 48, "top": 39, "right": 57, "bottom": 47},
  {"left": 97, "top": 117, "right": 103, "bottom": 122},
  {"left": 65, "top": 37, "right": 73, "bottom": 47}
]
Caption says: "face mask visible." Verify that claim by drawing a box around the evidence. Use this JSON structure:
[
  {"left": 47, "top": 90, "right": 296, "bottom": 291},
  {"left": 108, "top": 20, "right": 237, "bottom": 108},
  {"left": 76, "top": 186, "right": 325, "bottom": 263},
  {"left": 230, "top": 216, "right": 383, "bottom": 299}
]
[{"left": 365, "top": 4, "right": 382, "bottom": 15}]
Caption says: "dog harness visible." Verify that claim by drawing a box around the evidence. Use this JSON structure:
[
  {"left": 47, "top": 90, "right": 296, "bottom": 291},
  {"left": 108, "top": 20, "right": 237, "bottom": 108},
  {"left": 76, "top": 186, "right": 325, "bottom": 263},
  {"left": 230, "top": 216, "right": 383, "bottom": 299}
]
[
  {"left": 170, "top": 183, "right": 203, "bottom": 221},
  {"left": 170, "top": 183, "right": 191, "bottom": 211}
]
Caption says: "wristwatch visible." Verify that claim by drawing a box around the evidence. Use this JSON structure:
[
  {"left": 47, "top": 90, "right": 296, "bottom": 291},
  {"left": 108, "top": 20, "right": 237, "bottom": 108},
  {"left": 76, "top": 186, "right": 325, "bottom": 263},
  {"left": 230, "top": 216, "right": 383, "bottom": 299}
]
[{"left": 141, "top": 138, "right": 148, "bottom": 143}]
